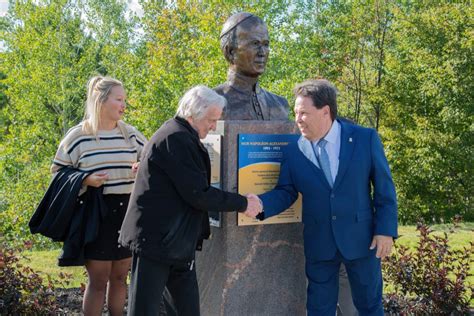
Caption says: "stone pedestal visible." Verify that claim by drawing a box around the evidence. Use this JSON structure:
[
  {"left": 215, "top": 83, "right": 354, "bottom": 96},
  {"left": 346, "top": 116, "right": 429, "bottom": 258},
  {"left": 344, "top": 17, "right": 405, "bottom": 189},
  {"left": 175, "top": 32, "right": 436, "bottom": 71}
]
[{"left": 196, "top": 121, "right": 306, "bottom": 316}]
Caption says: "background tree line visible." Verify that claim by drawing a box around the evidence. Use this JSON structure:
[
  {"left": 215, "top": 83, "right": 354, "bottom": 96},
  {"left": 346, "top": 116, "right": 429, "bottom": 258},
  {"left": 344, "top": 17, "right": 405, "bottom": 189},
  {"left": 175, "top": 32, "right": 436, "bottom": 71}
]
[{"left": 0, "top": 0, "right": 472, "bottom": 247}]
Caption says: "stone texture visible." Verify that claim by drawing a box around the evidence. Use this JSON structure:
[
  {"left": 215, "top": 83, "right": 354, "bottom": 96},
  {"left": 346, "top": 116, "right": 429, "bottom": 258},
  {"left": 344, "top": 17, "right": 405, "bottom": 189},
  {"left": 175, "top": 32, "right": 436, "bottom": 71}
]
[{"left": 196, "top": 120, "right": 306, "bottom": 316}]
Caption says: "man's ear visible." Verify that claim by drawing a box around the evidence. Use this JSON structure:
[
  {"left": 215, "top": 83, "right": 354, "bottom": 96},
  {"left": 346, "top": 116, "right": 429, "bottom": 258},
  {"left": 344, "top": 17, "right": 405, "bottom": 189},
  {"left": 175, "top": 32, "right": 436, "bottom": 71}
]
[
  {"left": 186, "top": 116, "right": 194, "bottom": 126},
  {"left": 224, "top": 44, "right": 235, "bottom": 64},
  {"left": 323, "top": 105, "right": 330, "bottom": 116}
]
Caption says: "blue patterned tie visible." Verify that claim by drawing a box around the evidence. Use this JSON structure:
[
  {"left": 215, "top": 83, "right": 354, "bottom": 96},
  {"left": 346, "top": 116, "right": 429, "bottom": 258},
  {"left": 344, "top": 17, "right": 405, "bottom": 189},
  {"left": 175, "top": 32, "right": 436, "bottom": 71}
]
[{"left": 316, "top": 139, "right": 333, "bottom": 187}]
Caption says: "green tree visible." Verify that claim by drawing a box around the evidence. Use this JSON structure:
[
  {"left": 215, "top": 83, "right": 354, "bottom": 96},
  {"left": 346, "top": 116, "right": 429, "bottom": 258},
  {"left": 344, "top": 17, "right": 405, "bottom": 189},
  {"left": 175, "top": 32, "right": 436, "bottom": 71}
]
[
  {"left": 78, "top": 0, "right": 147, "bottom": 133},
  {"left": 136, "top": 0, "right": 317, "bottom": 127},
  {"left": 313, "top": 0, "right": 396, "bottom": 129},
  {"left": 0, "top": 0, "right": 135, "bottom": 246},
  {"left": 1, "top": 0, "right": 93, "bottom": 246},
  {"left": 1, "top": 1, "right": 472, "bottom": 249},
  {"left": 306, "top": 1, "right": 473, "bottom": 223},
  {"left": 383, "top": 3, "right": 473, "bottom": 223}
]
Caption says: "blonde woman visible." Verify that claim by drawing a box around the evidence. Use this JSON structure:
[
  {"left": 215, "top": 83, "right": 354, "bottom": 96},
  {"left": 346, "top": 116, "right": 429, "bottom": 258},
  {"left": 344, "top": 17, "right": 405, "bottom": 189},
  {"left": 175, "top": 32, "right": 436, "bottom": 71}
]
[{"left": 51, "top": 76, "right": 146, "bottom": 315}]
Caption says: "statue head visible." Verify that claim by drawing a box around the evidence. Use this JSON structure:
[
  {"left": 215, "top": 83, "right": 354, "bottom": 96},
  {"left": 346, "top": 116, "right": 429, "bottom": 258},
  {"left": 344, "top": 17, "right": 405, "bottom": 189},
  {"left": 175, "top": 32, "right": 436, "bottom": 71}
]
[{"left": 220, "top": 12, "right": 269, "bottom": 78}]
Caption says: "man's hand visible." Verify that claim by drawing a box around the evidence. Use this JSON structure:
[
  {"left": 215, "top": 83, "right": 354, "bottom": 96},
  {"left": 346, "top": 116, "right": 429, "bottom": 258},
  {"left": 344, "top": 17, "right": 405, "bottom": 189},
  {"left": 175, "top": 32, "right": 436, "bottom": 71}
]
[
  {"left": 370, "top": 235, "right": 394, "bottom": 258},
  {"left": 83, "top": 172, "right": 108, "bottom": 188},
  {"left": 243, "top": 194, "right": 262, "bottom": 218}
]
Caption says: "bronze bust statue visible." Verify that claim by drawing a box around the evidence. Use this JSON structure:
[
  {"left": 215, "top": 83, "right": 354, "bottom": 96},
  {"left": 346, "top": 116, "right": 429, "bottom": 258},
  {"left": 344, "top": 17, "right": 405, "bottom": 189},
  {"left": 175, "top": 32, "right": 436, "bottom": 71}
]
[{"left": 215, "top": 12, "right": 289, "bottom": 120}]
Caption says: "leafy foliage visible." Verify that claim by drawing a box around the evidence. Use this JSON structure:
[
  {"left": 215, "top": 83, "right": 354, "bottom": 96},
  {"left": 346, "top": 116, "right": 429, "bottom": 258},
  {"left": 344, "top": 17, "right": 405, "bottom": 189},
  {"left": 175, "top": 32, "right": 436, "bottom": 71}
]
[
  {"left": 0, "top": 1, "right": 472, "bottom": 248},
  {"left": 312, "top": 1, "right": 395, "bottom": 129},
  {"left": 0, "top": 240, "right": 73, "bottom": 315},
  {"left": 382, "top": 3, "right": 474, "bottom": 223},
  {"left": 382, "top": 219, "right": 473, "bottom": 314},
  {"left": 0, "top": 0, "right": 134, "bottom": 246}
]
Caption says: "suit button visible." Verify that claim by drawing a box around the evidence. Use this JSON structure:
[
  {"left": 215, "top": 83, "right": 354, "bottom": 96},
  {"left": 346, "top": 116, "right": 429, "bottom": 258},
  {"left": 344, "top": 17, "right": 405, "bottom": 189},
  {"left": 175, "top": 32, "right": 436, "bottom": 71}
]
[
  {"left": 332, "top": 216, "right": 337, "bottom": 220},
  {"left": 119, "top": 202, "right": 123, "bottom": 206},
  {"left": 331, "top": 194, "right": 335, "bottom": 198}
]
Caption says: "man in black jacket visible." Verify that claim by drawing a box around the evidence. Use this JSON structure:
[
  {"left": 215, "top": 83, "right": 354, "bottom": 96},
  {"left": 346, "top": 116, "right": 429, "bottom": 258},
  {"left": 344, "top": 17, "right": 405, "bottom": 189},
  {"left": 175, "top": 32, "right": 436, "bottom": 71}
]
[{"left": 119, "top": 85, "right": 260, "bottom": 316}]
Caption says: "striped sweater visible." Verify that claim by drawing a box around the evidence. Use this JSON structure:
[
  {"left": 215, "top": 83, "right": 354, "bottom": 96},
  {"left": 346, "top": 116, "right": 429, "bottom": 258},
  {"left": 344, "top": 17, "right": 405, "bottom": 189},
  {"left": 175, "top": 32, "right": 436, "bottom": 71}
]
[{"left": 51, "top": 122, "right": 147, "bottom": 195}]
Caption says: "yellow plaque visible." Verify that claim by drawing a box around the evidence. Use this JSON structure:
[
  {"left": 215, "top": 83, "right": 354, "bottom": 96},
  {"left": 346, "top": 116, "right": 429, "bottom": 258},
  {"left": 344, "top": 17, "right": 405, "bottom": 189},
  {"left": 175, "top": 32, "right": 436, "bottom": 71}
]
[{"left": 237, "top": 134, "right": 302, "bottom": 226}]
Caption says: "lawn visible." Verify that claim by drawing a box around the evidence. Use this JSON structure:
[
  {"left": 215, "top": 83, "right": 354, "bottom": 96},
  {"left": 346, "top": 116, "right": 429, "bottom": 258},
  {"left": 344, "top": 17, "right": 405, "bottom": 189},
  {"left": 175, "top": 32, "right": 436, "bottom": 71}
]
[
  {"left": 20, "top": 249, "right": 87, "bottom": 288},
  {"left": 20, "top": 223, "right": 473, "bottom": 303},
  {"left": 397, "top": 222, "right": 473, "bottom": 251}
]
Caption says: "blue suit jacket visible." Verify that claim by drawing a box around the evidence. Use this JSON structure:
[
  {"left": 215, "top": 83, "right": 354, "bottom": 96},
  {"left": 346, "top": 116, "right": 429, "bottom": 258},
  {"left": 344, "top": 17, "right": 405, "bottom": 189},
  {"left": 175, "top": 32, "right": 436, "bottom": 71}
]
[{"left": 260, "top": 119, "right": 398, "bottom": 261}]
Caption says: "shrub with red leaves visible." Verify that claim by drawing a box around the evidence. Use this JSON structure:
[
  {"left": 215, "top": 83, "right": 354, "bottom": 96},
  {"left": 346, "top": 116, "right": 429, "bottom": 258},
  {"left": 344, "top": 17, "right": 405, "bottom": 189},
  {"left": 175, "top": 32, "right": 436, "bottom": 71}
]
[
  {"left": 0, "top": 240, "right": 71, "bottom": 315},
  {"left": 383, "top": 218, "right": 473, "bottom": 315}
]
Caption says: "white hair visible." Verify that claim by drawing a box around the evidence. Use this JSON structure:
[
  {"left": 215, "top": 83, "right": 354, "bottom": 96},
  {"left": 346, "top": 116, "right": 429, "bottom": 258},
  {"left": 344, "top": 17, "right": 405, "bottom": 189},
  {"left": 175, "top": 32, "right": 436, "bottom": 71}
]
[{"left": 176, "top": 85, "right": 226, "bottom": 120}]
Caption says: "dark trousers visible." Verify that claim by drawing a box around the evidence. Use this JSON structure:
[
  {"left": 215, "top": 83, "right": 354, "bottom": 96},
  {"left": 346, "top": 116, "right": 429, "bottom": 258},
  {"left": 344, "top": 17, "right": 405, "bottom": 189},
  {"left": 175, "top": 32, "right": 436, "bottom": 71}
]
[
  {"left": 337, "top": 264, "right": 358, "bottom": 316},
  {"left": 306, "top": 250, "right": 383, "bottom": 316},
  {"left": 127, "top": 254, "right": 200, "bottom": 316}
]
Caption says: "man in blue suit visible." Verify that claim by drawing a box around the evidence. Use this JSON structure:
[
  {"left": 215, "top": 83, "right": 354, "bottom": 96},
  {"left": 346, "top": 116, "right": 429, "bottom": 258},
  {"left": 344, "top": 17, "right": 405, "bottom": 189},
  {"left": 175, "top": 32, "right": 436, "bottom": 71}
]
[{"left": 254, "top": 79, "right": 398, "bottom": 315}]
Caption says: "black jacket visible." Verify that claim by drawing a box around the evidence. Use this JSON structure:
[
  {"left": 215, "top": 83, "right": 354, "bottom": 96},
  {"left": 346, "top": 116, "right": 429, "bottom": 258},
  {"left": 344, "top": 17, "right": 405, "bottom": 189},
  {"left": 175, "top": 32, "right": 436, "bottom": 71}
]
[
  {"left": 29, "top": 167, "right": 107, "bottom": 266},
  {"left": 119, "top": 117, "right": 247, "bottom": 264}
]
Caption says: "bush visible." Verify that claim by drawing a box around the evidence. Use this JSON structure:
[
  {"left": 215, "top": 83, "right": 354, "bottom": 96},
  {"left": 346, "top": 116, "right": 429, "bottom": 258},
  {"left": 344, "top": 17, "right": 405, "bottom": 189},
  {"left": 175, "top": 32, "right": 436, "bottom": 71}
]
[
  {"left": 0, "top": 239, "right": 72, "bottom": 315},
  {"left": 0, "top": 162, "right": 54, "bottom": 250},
  {"left": 383, "top": 218, "right": 473, "bottom": 315}
]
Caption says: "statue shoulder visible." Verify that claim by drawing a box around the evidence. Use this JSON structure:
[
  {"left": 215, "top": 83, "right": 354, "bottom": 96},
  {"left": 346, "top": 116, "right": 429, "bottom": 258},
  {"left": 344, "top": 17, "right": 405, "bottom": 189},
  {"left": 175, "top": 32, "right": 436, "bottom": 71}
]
[
  {"left": 259, "top": 87, "right": 289, "bottom": 106},
  {"left": 214, "top": 82, "right": 231, "bottom": 95}
]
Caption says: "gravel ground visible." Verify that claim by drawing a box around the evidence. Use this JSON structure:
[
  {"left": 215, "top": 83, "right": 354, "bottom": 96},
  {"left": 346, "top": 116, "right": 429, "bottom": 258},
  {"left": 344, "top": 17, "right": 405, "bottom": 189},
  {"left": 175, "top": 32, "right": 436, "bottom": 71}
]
[
  {"left": 54, "top": 288, "right": 127, "bottom": 315},
  {"left": 53, "top": 288, "right": 173, "bottom": 315},
  {"left": 54, "top": 288, "right": 83, "bottom": 315}
]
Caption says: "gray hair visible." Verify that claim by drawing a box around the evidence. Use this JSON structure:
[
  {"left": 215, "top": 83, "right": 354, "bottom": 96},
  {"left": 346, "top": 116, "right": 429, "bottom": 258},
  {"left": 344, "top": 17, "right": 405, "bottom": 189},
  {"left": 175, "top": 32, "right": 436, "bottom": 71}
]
[{"left": 176, "top": 85, "right": 227, "bottom": 120}]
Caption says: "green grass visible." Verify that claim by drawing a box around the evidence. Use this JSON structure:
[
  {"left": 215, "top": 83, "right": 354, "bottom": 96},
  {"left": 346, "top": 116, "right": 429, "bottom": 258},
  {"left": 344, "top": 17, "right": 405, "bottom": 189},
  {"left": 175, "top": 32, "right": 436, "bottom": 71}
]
[
  {"left": 19, "top": 223, "right": 474, "bottom": 303},
  {"left": 397, "top": 222, "right": 473, "bottom": 250},
  {"left": 20, "top": 249, "right": 87, "bottom": 288}
]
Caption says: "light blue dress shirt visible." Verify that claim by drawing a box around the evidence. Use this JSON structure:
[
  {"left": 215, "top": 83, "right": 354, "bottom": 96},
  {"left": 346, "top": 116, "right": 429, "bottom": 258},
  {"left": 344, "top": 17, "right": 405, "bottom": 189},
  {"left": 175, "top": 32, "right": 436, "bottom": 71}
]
[{"left": 313, "top": 120, "right": 341, "bottom": 183}]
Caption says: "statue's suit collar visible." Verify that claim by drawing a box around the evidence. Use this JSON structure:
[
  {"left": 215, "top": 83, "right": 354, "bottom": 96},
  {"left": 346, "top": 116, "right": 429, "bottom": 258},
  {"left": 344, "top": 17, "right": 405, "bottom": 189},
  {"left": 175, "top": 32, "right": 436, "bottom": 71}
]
[{"left": 226, "top": 69, "right": 261, "bottom": 94}]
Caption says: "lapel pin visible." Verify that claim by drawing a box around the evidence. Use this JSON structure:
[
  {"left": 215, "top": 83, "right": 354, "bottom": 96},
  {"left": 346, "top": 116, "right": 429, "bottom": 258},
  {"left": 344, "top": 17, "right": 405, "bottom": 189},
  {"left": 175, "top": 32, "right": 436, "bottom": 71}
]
[{"left": 349, "top": 137, "right": 353, "bottom": 142}]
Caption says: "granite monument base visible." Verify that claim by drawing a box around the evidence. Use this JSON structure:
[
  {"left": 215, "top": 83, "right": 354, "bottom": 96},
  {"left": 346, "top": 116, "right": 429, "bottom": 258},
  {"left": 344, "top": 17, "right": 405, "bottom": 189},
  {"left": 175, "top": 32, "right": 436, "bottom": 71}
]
[{"left": 196, "top": 121, "right": 306, "bottom": 316}]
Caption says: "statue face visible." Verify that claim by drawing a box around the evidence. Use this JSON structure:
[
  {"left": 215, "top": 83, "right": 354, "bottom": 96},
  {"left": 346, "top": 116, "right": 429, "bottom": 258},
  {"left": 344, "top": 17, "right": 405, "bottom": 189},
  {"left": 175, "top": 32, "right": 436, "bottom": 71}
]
[{"left": 231, "top": 23, "right": 269, "bottom": 77}]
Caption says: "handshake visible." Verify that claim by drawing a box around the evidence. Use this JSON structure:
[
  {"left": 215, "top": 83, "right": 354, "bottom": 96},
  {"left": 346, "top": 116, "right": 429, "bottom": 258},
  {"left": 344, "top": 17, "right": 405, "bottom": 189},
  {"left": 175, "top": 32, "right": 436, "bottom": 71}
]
[{"left": 243, "top": 194, "right": 263, "bottom": 219}]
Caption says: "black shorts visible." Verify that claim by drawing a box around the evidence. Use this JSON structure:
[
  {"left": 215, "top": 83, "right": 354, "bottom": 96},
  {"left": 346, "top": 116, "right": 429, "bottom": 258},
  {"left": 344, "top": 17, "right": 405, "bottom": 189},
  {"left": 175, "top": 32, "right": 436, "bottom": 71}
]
[{"left": 84, "top": 194, "right": 132, "bottom": 261}]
